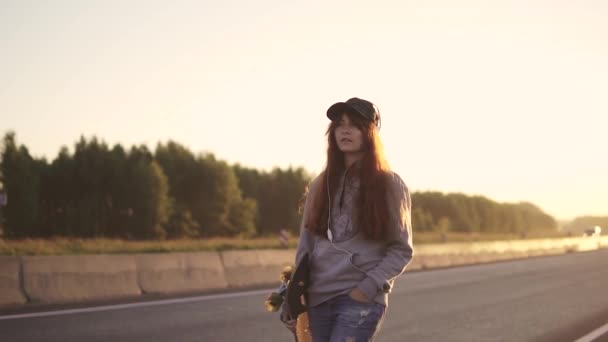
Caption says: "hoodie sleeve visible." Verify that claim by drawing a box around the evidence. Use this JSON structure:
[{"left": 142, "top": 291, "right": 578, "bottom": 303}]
[{"left": 356, "top": 172, "right": 414, "bottom": 300}]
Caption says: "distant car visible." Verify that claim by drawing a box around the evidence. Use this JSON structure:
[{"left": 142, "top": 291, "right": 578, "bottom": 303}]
[{"left": 583, "top": 226, "right": 602, "bottom": 237}]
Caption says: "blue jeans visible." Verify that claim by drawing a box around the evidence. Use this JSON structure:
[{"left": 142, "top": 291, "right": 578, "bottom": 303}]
[{"left": 308, "top": 294, "right": 386, "bottom": 342}]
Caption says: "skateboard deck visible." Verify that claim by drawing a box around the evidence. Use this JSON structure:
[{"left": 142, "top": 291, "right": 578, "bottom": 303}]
[{"left": 265, "top": 253, "right": 312, "bottom": 342}]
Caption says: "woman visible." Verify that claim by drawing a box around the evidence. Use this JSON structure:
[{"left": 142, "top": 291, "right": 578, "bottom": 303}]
[{"left": 281, "top": 97, "right": 414, "bottom": 341}]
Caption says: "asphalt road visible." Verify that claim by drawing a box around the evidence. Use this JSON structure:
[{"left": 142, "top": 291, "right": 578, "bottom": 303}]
[{"left": 1, "top": 249, "right": 608, "bottom": 342}]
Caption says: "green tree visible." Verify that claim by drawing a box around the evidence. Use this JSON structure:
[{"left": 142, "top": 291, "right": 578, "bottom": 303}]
[
  {"left": 156, "top": 142, "right": 256, "bottom": 237},
  {"left": 412, "top": 190, "right": 556, "bottom": 235},
  {"left": 155, "top": 141, "right": 202, "bottom": 238},
  {"left": 60, "top": 136, "right": 118, "bottom": 237},
  {"left": 411, "top": 206, "right": 434, "bottom": 232},
  {"left": 164, "top": 202, "right": 200, "bottom": 238},
  {"left": 227, "top": 197, "right": 257, "bottom": 237},
  {"left": 234, "top": 165, "right": 311, "bottom": 236},
  {"left": 41, "top": 139, "right": 171, "bottom": 239},
  {"left": 123, "top": 146, "right": 170, "bottom": 239},
  {"left": 0, "top": 132, "right": 46, "bottom": 238}
]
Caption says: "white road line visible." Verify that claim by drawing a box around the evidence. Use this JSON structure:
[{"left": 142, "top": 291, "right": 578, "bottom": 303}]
[
  {"left": 0, "top": 288, "right": 272, "bottom": 321},
  {"left": 574, "top": 322, "right": 608, "bottom": 342}
]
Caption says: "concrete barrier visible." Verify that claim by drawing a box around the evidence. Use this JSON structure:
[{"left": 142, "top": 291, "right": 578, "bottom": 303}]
[
  {"left": 221, "top": 250, "right": 294, "bottom": 288},
  {"left": 0, "top": 256, "right": 27, "bottom": 306},
  {"left": 2, "top": 236, "right": 605, "bottom": 308},
  {"left": 22, "top": 255, "right": 140, "bottom": 304},
  {"left": 409, "top": 236, "right": 608, "bottom": 270},
  {"left": 136, "top": 252, "right": 228, "bottom": 294}
]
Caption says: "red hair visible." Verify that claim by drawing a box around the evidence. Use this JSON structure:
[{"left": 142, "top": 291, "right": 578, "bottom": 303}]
[{"left": 306, "top": 112, "right": 392, "bottom": 240}]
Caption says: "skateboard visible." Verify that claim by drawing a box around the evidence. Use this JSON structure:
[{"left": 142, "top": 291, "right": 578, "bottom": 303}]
[{"left": 265, "top": 253, "right": 312, "bottom": 342}]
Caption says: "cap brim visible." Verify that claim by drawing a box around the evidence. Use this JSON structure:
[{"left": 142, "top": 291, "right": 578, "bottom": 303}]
[{"left": 326, "top": 102, "right": 354, "bottom": 121}]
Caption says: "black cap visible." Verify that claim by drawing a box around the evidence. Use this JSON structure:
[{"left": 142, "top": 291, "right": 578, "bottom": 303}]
[{"left": 326, "top": 97, "right": 381, "bottom": 128}]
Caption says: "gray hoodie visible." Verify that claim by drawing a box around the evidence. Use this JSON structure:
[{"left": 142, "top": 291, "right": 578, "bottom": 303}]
[{"left": 294, "top": 169, "right": 414, "bottom": 308}]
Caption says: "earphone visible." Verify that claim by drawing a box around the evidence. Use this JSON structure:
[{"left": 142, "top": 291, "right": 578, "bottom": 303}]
[
  {"left": 373, "top": 105, "right": 382, "bottom": 131},
  {"left": 326, "top": 170, "right": 333, "bottom": 242}
]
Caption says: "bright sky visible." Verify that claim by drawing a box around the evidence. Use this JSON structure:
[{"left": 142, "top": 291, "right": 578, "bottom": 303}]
[{"left": 1, "top": 0, "right": 607, "bottom": 220}]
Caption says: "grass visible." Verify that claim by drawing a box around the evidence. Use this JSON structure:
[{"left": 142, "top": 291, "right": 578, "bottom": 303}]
[
  {"left": 0, "top": 231, "right": 572, "bottom": 256},
  {"left": 0, "top": 236, "right": 299, "bottom": 256},
  {"left": 412, "top": 231, "right": 570, "bottom": 244}
]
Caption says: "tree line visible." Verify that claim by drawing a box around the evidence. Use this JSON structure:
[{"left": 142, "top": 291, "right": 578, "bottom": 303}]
[
  {"left": 412, "top": 192, "right": 557, "bottom": 234},
  {"left": 0, "top": 132, "right": 310, "bottom": 239},
  {"left": 0, "top": 131, "right": 558, "bottom": 239},
  {"left": 563, "top": 216, "right": 608, "bottom": 234}
]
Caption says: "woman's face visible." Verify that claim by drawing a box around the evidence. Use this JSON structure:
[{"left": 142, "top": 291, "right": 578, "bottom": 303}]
[{"left": 334, "top": 113, "right": 364, "bottom": 154}]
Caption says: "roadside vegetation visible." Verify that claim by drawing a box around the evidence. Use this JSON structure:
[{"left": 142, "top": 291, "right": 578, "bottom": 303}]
[{"left": 0, "top": 231, "right": 573, "bottom": 256}]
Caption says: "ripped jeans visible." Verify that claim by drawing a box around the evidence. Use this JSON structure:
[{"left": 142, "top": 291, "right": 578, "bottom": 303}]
[{"left": 308, "top": 294, "right": 386, "bottom": 342}]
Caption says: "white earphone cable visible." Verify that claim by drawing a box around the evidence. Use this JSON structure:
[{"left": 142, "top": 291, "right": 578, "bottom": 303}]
[{"left": 326, "top": 166, "right": 365, "bottom": 273}]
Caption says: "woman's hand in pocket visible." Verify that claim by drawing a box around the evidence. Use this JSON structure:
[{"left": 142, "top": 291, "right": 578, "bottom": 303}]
[{"left": 349, "top": 288, "right": 372, "bottom": 303}]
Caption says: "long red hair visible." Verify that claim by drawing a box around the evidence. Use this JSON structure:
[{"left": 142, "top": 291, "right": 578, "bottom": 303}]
[{"left": 305, "top": 111, "right": 392, "bottom": 240}]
